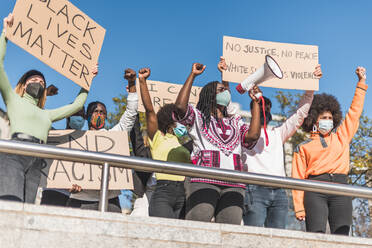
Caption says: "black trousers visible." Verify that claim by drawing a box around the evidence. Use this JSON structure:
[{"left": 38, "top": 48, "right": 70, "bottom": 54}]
[
  {"left": 66, "top": 197, "right": 122, "bottom": 213},
  {"left": 304, "top": 174, "right": 352, "bottom": 235},
  {"left": 149, "top": 180, "right": 185, "bottom": 219}
]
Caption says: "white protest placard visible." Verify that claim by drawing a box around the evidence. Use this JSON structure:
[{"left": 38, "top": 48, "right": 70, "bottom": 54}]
[
  {"left": 6, "top": 0, "right": 106, "bottom": 91},
  {"left": 41, "top": 130, "right": 133, "bottom": 190},
  {"left": 136, "top": 79, "right": 202, "bottom": 113},
  {"left": 223, "top": 36, "right": 319, "bottom": 90}
]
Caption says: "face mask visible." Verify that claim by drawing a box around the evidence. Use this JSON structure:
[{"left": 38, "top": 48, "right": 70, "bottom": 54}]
[
  {"left": 260, "top": 111, "right": 272, "bottom": 126},
  {"left": 69, "top": 116, "right": 85, "bottom": 130},
  {"left": 173, "top": 123, "right": 188, "bottom": 138},
  {"left": 216, "top": 90, "right": 231, "bottom": 107},
  {"left": 26, "top": 83, "right": 44, "bottom": 99},
  {"left": 88, "top": 113, "right": 105, "bottom": 129},
  {"left": 318, "top": 119, "right": 333, "bottom": 135}
]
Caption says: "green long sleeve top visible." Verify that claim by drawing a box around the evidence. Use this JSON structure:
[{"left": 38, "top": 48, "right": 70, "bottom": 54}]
[{"left": 0, "top": 31, "right": 88, "bottom": 143}]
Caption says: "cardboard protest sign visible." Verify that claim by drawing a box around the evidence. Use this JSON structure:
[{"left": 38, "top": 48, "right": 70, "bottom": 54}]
[
  {"left": 223, "top": 36, "right": 319, "bottom": 91},
  {"left": 6, "top": 0, "right": 106, "bottom": 91},
  {"left": 136, "top": 79, "right": 202, "bottom": 113},
  {"left": 41, "top": 130, "right": 133, "bottom": 190}
]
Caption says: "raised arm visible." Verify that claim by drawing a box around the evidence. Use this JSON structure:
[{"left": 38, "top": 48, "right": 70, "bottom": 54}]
[
  {"left": 175, "top": 63, "right": 205, "bottom": 118},
  {"left": 292, "top": 146, "right": 308, "bottom": 221},
  {"left": 336, "top": 66, "right": 368, "bottom": 143},
  {"left": 48, "top": 65, "right": 98, "bottom": 121},
  {"left": 218, "top": 57, "right": 229, "bottom": 90},
  {"left": 244, "top": 86, "right": 262, "bottom": 143},
  {"left": 0, "top": 14, "right": 15, "bottom": 104},
  {"left": 278, "top": 65, "right": 322, "bottom": 143},
  {"left": 48, "top": 88, "right": 88, "bottom": 122},
  {"left": 138, "top": 68, "right": 158, "bottom": 140},
  {"left": 110, "top": 68, "right": 138, "bottom": 132}
]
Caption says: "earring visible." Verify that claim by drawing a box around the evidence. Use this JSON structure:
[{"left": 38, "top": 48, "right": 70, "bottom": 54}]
[{"left": 312, "top": 124, "right": 317, "bottom": 132}]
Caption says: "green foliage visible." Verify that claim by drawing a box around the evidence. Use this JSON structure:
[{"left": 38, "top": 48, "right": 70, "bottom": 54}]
[
  {"left": 274, "top": 91, "right": 308, "bottom": 149},
  {"left": 349, "top": 115, "right": 372, "bottom": 185},
  {"left": 106, "top": 94, "right": 147, "bottom": 130}
]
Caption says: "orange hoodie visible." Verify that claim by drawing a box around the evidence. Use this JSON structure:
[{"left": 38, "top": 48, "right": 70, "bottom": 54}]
[{"left": 292, "top": 82, "right": 368, "bottom": 217}]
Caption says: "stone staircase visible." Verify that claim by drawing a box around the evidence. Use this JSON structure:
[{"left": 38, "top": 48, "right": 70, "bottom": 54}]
[{"left": 0, "top": 201, "right": 371, "bottom": 248}]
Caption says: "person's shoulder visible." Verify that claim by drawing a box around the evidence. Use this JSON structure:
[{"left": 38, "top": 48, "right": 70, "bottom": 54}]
[{"left": 294, "top": 138, "right": 313, "bottom": 153}]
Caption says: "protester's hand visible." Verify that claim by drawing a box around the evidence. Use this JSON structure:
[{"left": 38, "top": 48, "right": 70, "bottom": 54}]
[
  {"left": 138, "top": 68, "right": 151, "bottom": 79},
  {"left": 191, "top": 63, "right": 206, "bottom": 76},
  {"left": 218, "top": 57, "right": 227, "bottom": 73},
  {"left": 124, "top": 68, "right": 136, "bottom": 83},
  {"left": 3, "top": 13, "right": 13, "bottom": 34},
  {"left": 296, "top": 212, "right": 306, "bottom": 221},
  {"left": 46, "top": 84, "right": 59, "bottom": 96},
  {"left": 69, "top": 184, "right": 82, "bottom": 193},
  {"left": 313, "top": 64, "right": 322, "bottom": 79},
  {"left": 356, "top": 66, "right": 366, "bottom": 82},
  {"left": 92, "top": 64, "right": 99, "bottom": 78},
  {"left": 248, "top": 85, "right": 262, "bottom": 102}
]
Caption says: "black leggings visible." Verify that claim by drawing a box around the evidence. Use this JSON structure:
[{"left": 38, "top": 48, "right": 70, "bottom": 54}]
[{"left": 304, "top": 174, "right": 352, "bottom": 235}]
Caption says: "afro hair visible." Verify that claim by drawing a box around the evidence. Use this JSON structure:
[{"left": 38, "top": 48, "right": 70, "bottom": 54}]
[
  {"left": 157, "top": 103, "right": 177, "bottom": 134},
  {"left": 302, "top": 93, "right": 342, "bottom": 133}
]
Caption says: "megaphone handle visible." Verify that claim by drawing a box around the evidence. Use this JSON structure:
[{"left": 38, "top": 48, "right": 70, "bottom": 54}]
[{"left": 260, "top": 96, "right": 269, "bottom": 146}]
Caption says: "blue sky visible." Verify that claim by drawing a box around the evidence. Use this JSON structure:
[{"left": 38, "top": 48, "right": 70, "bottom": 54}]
[{"left": 0, "top": 0, "right": 371, "bottom": 129}]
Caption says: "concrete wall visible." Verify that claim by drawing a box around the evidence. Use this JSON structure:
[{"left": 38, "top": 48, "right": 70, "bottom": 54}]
[{"left": 0, "top": 201, "right": 371, "bottom": 248}]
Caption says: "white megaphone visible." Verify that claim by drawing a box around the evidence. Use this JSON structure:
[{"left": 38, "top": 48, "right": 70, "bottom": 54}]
[{"left": 236, "top": 55, "right": 283, "bottom": 97}]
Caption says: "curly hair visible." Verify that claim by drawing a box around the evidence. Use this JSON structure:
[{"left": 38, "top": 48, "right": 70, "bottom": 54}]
[
  {"left": 302, "top": 93, "right": 342, "bottom": 132},
  {"left": 157, "top": 104, "right": 177, "bottom": 134},
  {"left": 196, "top": 81, "right": 227, "bottom": 129}
]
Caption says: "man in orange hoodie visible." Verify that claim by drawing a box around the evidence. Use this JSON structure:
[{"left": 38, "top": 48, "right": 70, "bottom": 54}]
[{"left": 292, "top": 66, "right": 368, "bottom": 235}]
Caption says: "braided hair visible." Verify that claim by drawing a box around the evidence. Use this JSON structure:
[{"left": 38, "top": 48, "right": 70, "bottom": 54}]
[{"left": 196, "top": 81, "right": 227, "bottom": 129}]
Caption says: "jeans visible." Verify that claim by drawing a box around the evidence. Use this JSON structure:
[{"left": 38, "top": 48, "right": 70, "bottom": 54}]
[
  {"left": 243, "top": 185, "right": 288, "bottom": 228},
  {"left": 149, "top": 180, "right": 185, "bottom": 219},
  {"left": 185, "top": 181, "right": 245, "bottom": 225},
  {"left": 305, "top": 174, "right": 352, "bottom": 235},
  {"left": 0, "top": 153, "right": 44, "bottom": 203}
]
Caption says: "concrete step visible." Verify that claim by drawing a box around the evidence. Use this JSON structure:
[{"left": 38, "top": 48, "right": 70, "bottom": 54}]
[{"left": 0, "top": 200, "right": 371, "bottom": 248}]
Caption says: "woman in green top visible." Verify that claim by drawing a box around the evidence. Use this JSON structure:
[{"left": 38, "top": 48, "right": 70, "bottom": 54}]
[{"left": 0, "top": 14, "right": 98, "bottom": 203}]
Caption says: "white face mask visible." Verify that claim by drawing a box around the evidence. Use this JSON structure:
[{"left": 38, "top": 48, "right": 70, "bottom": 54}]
[{"left": 318, "top": 119, "right": 334, "bottom": 135}]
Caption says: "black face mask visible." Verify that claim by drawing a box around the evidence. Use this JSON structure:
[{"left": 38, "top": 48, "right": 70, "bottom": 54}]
[
  {"left": 26, "top": 83, "right": 44, "bottom": 99},
  {"left": 260, "top": 111, "right": 272, "bottom": 125}
]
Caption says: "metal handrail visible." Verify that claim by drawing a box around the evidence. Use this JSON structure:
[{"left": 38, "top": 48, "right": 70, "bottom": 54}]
[{"left": 0, "top": 140, "right": 370, "bottom": 212}]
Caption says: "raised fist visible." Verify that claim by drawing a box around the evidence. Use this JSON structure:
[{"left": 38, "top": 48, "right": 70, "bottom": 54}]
[
  {"left": 138, "top": 68, "right": 151, "bottom": 79},
  {"left": 124, "top": 68, "right": 136, "bottom": 82},
  {"left": 356, "top": 66, "right": 366, "bottom": 81},
  {"left": 191, "top": 63, "right": 206, "bottom": 76}
]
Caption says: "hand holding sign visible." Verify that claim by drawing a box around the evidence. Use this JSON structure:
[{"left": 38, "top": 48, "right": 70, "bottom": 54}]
[
  {"left": 218, "top": 57, "right": 227, "bottom": 73},
  {"left": 138, "top": 68, "right": 151, "bottom": 80},
  {"left": 313, "top": 64, "right": 322, "bottom": 79},
  {"left": 2, "top": 13, "right": 14, "bottom": 35},
  {"left": 191, "top": 63, "right": 206, "bottom": 76}
]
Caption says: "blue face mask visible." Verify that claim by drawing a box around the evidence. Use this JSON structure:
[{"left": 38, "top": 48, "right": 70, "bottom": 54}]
[
  {"left": 173, "top": 123, "right": 188, "bottom": 138},
  {"left": 216, "top": 90, "right": 231, "bottom": 107},
  {"left": 318, "top": 119, "right": 333, "bottom": 135},
  {"left": 69, "top": 116, "right": 85, "bottom": 130}
]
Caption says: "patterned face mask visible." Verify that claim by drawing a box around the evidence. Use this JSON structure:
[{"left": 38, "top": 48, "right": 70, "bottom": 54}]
[{"left": 88, "top": 113, "right": 105, "bottom": 129}]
